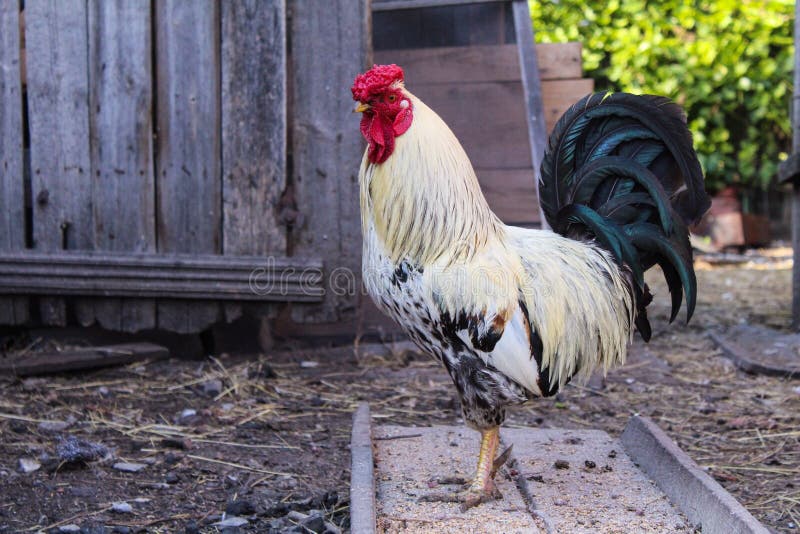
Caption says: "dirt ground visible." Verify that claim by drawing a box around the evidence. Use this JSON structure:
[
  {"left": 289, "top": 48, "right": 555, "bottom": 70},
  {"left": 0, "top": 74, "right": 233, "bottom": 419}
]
[{"left": 0, "top": 248, "right": 798, "bottom": 533}]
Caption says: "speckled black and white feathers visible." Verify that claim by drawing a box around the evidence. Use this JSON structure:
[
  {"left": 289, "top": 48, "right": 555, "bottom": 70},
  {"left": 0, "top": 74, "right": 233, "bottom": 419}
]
[{"left": 356, "top": 88, "right": 691, "bottom": 432}]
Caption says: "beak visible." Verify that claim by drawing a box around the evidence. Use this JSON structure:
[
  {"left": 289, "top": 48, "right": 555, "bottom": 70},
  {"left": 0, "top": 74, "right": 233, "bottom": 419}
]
[{"left": 354, "top": 102, "right": 371, "bottom": 113}]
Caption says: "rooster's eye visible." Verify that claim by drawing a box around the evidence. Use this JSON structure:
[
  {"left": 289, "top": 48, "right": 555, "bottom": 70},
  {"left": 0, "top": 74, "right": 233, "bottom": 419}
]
[{"left": 387, "top": 94, "right": 396, "bottom": 103}]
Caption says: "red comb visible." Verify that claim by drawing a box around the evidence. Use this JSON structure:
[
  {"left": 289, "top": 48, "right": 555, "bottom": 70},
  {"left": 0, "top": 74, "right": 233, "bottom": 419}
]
[{"left": 351, "top": 64, "right": 404, "bottom": 102}]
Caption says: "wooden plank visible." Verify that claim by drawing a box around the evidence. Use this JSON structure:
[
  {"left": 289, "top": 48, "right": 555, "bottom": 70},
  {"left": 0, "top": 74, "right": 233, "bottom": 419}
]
[
  {"left": 374, "top": 42, "right": 581, "bottom": 86},
  {"left": 476, "top": 168, "right": 540, "bottom": 224},
  {"left": 0, "top": 342, "right": 169, "bottom": 377},
  {"left": 373, "top": 0, "right": 506, "bottom": 11},
  {"left": 373, "top": 1, "right": 513, "bottom": 51},
  {"left": 541, "top": 78, "right": 594, "bottom": 133},
  {"left": 513, "top": 0, "right": 549, "bottom": 228},
  {"left": 290, "top": 0, "right": 370, "bottom": 323},
  {"left": 221, "top": 0, "right": 286, "bottom": 256},
  {"left": 0, "top": 252, "right": 324, "bottom": 301},
  {"left": 155, "top": 0, "right": 221, "bottom": 333},
  {"left": 411, "top": 81, "right": 532, "bottom": 169},
  {"left": 88, "top": 0, "right": 156, "bottom": 332},
  {"left": 26, "top": 0, "right": 93, "bottom": 326},
  {"left": 0, "top": 2, "right": 30, "bottom": 326},
  {"left": 536, "top": 42, "right": 582, "bottom": 80},
  {"left": 374, "top": 45, "right": 521, "bottom": 84}
]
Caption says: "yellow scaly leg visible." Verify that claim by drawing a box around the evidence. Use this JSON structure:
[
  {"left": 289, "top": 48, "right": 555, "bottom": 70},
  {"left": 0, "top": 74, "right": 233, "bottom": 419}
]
[{"left": 420, "top": 426, "right": 513, "bottom": 511}]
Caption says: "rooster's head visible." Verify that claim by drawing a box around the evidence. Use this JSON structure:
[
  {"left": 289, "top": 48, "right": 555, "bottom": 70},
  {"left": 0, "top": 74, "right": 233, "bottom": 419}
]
[{"left": 352, "top": 64, "right": 413, "bottom": 164}]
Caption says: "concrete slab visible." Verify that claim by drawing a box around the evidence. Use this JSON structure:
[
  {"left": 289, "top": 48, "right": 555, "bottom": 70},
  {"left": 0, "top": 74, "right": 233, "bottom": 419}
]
[
  {"left": 374, "top": 425, "right": 542, "bottom": 533},
  {"left": 351, "top": 407, "right": 768, "bottom": 533},
  {"left": 505, "top": 426, "right": 692, "bottom": 533}
]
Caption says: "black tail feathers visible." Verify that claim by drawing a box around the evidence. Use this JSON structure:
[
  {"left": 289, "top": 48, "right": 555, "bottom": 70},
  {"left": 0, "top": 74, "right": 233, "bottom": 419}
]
[{"left": 539, "top": 92, "right": 710, "bottom": 340}]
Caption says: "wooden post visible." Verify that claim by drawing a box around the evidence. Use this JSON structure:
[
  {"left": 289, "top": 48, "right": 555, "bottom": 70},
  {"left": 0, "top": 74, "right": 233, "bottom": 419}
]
[
  {"left": 0, "top": 2, "right": 29, "bottom": 325},
  {"left": 792, "top": 0, "right": 800, "bottom": 330},
  {"left": 221, "top": 0, "right": 287, "bottom": 325},
  {"left": 88, "top": 0, "right": 156, "bottom": 332},
  {"left": 155, "top": 0, "right": 222, "bottom": 333},
  {"left": 290, "top": 0, "right": 371, "bottom": 323},
  {"left": 512, "top": 0, "right": 549, "bottom": 229},
  {"left": 26, "top": 0, "right": 93, "bottom": 326}
]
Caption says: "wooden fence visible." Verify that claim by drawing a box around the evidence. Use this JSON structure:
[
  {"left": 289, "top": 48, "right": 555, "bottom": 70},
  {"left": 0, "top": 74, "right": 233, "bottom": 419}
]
[{"left": 0, "top": 0, "right": 369, "bottom": 334}]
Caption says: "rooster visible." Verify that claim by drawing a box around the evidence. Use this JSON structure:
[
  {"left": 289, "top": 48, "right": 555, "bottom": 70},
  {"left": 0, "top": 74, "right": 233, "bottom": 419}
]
[{"left": 352, "top": 64, "right": 709, "bottom": 509}]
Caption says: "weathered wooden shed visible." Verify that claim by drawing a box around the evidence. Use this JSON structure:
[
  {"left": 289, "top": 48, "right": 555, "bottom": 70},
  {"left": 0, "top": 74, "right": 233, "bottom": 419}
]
[
  {"left": 0, "top": 0, "right": 590, "bottom": 341},
  {"left": 0, "top": 0, "right": 368, "bottom": 337}
]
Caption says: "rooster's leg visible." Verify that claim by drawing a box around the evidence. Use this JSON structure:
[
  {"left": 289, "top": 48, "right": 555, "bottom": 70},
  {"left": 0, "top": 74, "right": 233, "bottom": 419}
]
[{"left": 420, "top": 426, "right": 512, "bottom": 511}]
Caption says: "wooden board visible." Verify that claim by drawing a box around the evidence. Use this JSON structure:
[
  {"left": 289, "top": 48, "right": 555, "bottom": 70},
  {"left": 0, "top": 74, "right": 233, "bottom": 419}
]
[
  {"left": 290, "top": 0, "right": 370, "bottom": 323},
  {"left": 221, "top": 0, "right": 286, "bottom": 256},
  {"left": 477, "top": 168, "right": 539, "bottom": 224},
  {"left": 87, "top": 0, "right": 156, "bottom": 332},
  {"left": 0, "top": 3, "right": 29, "bottom": 326},
  {"left": 0, "top": 342, "right": 169, "bottom": 376},
  {"left": 540, "top": 78, "right": 595, "bottom": 133},
  {"left": 374, "top": 42, "right": 581, "bottom": 85},
  {"left": 0, "top": 252, "right": 323, "bottom": 302},
  {"left": 373, "top": 1, "right": 514, "bottom": 51},
  {"left": 155, "top": 0, "right": 221, "bottom": 333},
  {"left": 26, "top": 0, "right": 93, "bottom": 326},
  {"left": 536, "top": 42, "right": 583, "bottom": 81},
  {"left": 411, "top": 81, "right": 531, "bottom": 169},
  {"left": 513, "top": 0, "right": 549, "bottom": 227}
]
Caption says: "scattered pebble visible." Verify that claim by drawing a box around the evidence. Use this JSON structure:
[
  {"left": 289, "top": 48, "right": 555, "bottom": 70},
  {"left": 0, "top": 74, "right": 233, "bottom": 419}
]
[
  {"left": 554, "top": 459, "right": 570, "bottom": 470},
  {"left": 179, "top": 408, "right": 197, "bottom": 420},
  {"left": 58, "top": 525, "right": 81, "bottom": 533},
  {"left": 553, "top": 498, "right": 569, "bottom": 506},
  {"left": 113, "top": 462, "right": 147, "bottom": 473},
  {"left": 300, "top": 360, "right": 319, "bottom": 368},
  {"left": 213, "top": 516, "right": 249, "bottom": 528},
  {"left": 112, "top": 501, "right": 133, "bottom": 514},
  {"left": 202, "top": 379, "right": 223, "bottom": 397},
  {"left": 584, "top": 460, "right": 596, "bottom": 469},
  {"left": 165, "top": 471, "right": 180, "bottom": 484},
  {"left": 608, "top": 450, "right": 617, "bottom": 458},
  {"left": 184, "top": 520, "right": 200, "bottom": 534},
  {"left": 97, "top": 386, "right": 111, "bottom": 397},
  {"left": 38, "top": 415, "right": 77, "bottom": 433},
  {"left": 18, "top": 457, "right": 41, "bottom": 473}
]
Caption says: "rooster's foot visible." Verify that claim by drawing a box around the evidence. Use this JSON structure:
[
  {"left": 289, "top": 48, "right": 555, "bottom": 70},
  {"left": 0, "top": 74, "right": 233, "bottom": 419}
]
[
  {"left": 418, "top": 481, "right": 503, "bottom": 511},
  {"left": 418, "top": 444, "right": 512, "bottom": 511}
]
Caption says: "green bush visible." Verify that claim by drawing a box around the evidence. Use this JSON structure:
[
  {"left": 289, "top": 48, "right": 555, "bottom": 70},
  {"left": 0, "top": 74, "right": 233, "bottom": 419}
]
[{"left": 530, "top": 0, "right": 794, "bottom": 192}]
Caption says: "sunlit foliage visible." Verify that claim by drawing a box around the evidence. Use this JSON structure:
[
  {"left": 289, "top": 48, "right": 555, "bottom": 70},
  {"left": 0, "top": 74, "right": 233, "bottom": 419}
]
[{"left": 530, "top": 0, "right": 794, "bottom": 191}]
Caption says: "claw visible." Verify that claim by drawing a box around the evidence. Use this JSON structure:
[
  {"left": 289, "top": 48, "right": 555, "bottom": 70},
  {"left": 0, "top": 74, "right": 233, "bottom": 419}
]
[
  {"left": 491, "top": 444, "right": 513, "bottom": 477},
  {"left": 418, "top": 484, "right": 503, "bottom": 511},
  {"left": 418, "top": 428, "right": 513, "bottom": 512}
]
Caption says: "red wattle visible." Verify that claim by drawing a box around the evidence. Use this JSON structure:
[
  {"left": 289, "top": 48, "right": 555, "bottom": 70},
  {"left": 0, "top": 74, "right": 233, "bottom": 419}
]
[{"left": 359, "top": 103, "right": 413, "bottom": 164}]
